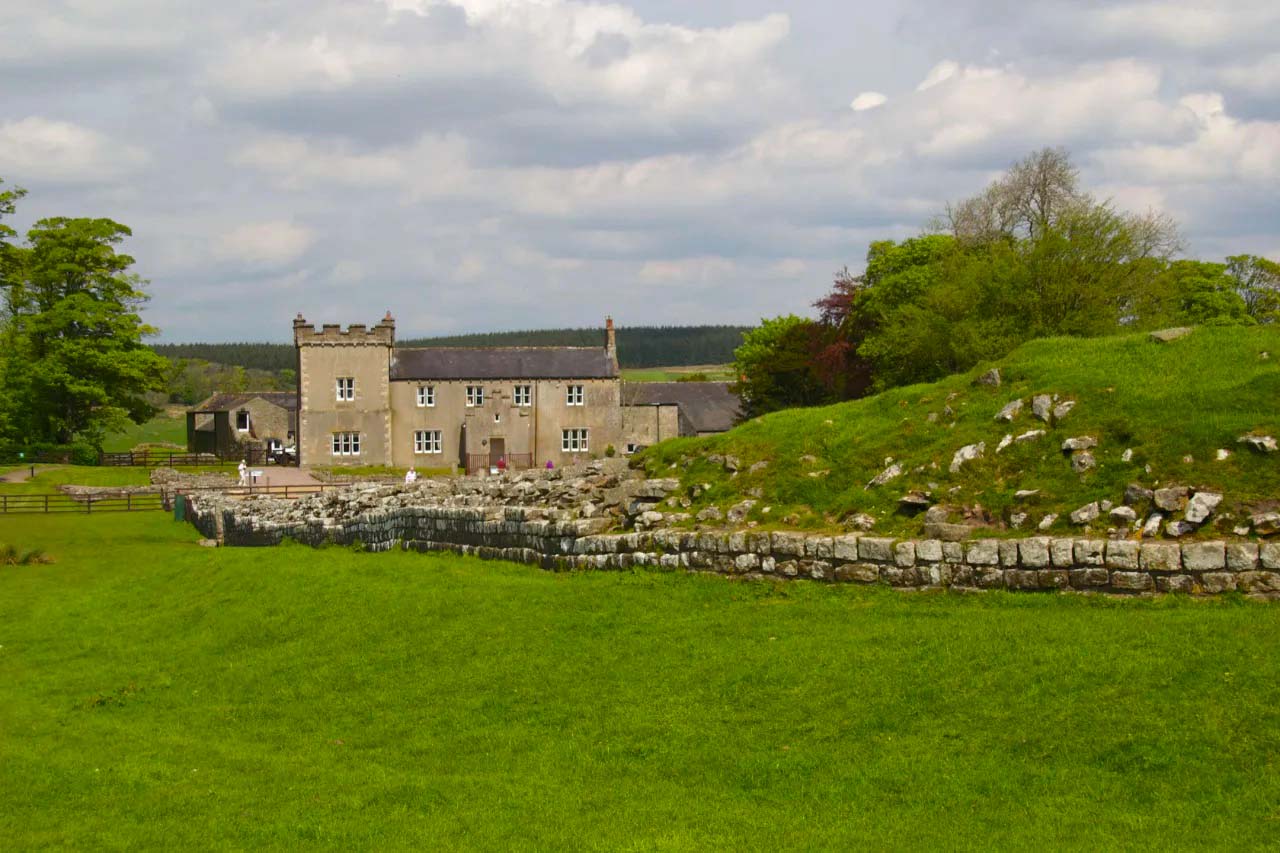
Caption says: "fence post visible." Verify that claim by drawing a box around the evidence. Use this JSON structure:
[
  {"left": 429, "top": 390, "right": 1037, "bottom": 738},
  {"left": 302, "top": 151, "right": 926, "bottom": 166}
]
[
  {"left": 44, "top": 494, "right": 48, "bottom": 513},
  {"left": 126, "top": 493, "right": 132, "bottom": 511}
]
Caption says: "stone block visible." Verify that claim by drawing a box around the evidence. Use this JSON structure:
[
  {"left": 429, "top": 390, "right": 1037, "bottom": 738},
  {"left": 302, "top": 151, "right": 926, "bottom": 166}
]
[
  {"left": 1156, "top": 575, "right": 1195, "bottom": 594},
  {"left": 973, "top": 567, "right": 1004, "bottom": 588},
  {"left": 804, "top": 560, "right": 832, "bottom": 581},
  {"left": 965, "top": 539, "right": 1000, "bottom": 565},
  {"left": 1105, "top": 540, "right": 1140, "bottom": 570},
  {"left": 1069, "top": 568, "right": 1110, "bottom": 588},
  {"left": 882, "top": 566, "right": 921, "bottom": 587},
  {"left": 916, "top": 539, "right": 943, "bottom": 563},
  {"left": 999, "top": 540, "right": 1020, "bottom": 566},
  {"left": 1200, "top": 573, "right": 1237, "bottom": 594},
  {"left": 834, "top": 563, "right": 879, "bottom": 583},
  {"left": 805, "top": 537, "right": 834, "bottom": 560},
  {"left": 894, "top": 541, "right": 916, "bottom": 567},
  {"left": 759, "top": 556, "right": 776, "bottom": 574},
  {"left": 1238, "top": 572, "right": 1280, "bottom": 594},
  {"left": 1074, "top": 539, "right": 1106, "bottom": 567},
  {"left": 942, "top": 541, "right": 964, "bottom": 562},
  {"left": 1139, "top": 543, "right": 1181, "bottom": 572},
  {"left": 1019, "top": 537, "right": 1051, "bottom": 568},
  {"left": 832, "top": 535, "right": 860, "bottom": 562},
  {"left": 1037, "top": 569, "right": 1070, "bottom": 589},
  {"left": 1111, "top": 571, "right": 1154, "bottom": 592},
  {"left": 771, "top": 532, "right": 805, "bottom": 556},
  {"left": 1260, "top": 543, "right": 1280, "bottom": 570},
  {"left": 859, "top": 537, "right": 896, "bottom": 563},
  {"left": 917, "top": 564, "right": 942, "bottom": 586},
  {"left": 1005, "top": 570, "right": 1041, "bottom": 590},
  {"left": 1050, "top": 538, "right": 1075, "bottom": 567},
  {"left": 1226, "top": 543, "right": 1258, "bottom": 572},
  {"left": 777, "top": 560, "right": 799, "bottom": 578},
  {"left": 1181, "top": 541, "right": 1226, "bottom": 572}
]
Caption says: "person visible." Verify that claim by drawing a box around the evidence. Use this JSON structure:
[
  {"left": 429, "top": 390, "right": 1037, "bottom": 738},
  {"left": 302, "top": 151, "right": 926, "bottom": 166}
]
[
  {"left": 545, "top": 459, "right": 554, "bottom": 470},
  {"left": 497, "top": 456, "right": 506, "bottom": 474},
  {"left": 237, "top": 459, "right": 248, "bottom": 486},
  {"left": 404, "top": 467, "right": 418, "bottom": 484}
]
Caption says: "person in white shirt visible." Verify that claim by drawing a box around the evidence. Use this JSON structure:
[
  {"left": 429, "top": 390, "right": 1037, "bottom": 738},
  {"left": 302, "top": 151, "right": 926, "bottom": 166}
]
[
  {"left": 405, "top": 468, "right": 418, "bottom": 484},
  {"left": 237, "top": 460, "right": 248, "bottom": 486}
]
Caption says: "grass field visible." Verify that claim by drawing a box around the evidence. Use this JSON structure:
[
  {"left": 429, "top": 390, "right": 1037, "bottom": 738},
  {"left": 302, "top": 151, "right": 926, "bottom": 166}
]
[
  {"left": 100, "top": 409, "right": 189, "bottom": 453},
  {"left": 2, "top": 510, "right": 1278, "bottom": 848},
  {"left": 622, "top": 364, "right": 735, "bottom": 382},
  {"left": 639, "top": 326, "right": 1280, "bottom": 536}
]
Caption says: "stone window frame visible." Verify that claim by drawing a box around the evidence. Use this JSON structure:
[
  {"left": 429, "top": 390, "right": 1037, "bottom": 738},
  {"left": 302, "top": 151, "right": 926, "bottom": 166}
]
[
  {"left": 235, "top": 409, "right": 250, "bottom": 432},
  {"left": 331, "top": 431, "right": 361, "bottom": 456},
  {"left": 513, "top": 384, "right": 532, "bottom": 407},
  {"left": 414, "top": 429, "right": 442, "bottom": 454},
  {"left": 466, "top": 385, "right": 485, "bottom": 407},
  {"left": 562, "top": 428, "right": 589, "bottom": 452},
  {"left": 416, "top": 385, "right": 435, "bottom": 407},
  {"left": 336, "top": 377, "right": 355, "bottom": 401},
  {"left": 566, "top": 384, "right": 584, "bottom": 406}
]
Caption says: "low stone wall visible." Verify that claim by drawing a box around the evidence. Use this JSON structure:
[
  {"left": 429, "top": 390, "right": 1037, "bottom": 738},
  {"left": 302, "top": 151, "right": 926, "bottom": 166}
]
[{"left": 185, "top": 497, "right": 1280, "bottom": 597}]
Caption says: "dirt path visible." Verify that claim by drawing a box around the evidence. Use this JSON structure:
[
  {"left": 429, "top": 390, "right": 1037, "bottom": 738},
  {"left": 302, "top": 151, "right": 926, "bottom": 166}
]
[{"left": 0, "top": 465, "right": 60, "bottom": 484}]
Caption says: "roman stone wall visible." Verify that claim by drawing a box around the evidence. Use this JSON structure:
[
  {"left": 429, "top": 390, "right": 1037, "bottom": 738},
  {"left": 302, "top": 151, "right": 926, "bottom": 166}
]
[{"left": 184, "top": 496, "right": 1280, "bottom": 598}]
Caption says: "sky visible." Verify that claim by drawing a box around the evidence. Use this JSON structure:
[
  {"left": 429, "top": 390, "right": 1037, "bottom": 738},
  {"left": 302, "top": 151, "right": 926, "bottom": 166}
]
[{"left": 2, "top": 0, "right": 1278, "bottom": 342}]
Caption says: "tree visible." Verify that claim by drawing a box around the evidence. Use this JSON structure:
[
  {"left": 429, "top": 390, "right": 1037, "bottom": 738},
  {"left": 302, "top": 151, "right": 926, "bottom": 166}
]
[
  {"left": 3, "top": 215, "right": 168, "bottom": 447},
  {"left": 732, "top": 316, "right": 830, "bottom": 417},
  {"left": 1225, "top": 255, "right": 1280, "bottom": 322}
]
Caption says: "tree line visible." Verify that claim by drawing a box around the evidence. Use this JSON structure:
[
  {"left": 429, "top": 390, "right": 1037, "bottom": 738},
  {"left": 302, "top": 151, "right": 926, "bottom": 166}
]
[
  {"left": 155, "top": 325, "right": 751, "bottom": 373},
  {"left": 734, "top": 148, "right": 1280, "bottom": 416}
]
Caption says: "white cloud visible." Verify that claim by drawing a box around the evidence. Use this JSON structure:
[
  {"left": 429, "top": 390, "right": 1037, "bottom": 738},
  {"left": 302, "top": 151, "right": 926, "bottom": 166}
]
[
  {"left": 850, "top": 91, "right": 887, "bottom": 111},
  {"left": 0, "top": 117, "right": 148, "bottom": 183},
  {"left": 217, "top": 221, "right": 315, "bottom": 267}
]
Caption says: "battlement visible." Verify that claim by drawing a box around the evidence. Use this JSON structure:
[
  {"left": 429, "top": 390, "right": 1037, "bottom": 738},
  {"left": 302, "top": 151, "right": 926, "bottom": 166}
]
[{"left": 293, "top": 312, "right": 395, "bottom": 347}]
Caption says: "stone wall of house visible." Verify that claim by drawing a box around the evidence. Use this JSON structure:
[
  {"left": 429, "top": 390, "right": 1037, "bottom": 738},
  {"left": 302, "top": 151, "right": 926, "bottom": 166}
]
[{"left": 184, "top": 491, "right": 1280, "bottom": 598}]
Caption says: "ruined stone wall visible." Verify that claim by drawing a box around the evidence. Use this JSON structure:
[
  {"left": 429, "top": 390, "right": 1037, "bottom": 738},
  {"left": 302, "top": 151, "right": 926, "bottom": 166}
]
[{"left": 184, "top": 497, "right": 1280, "bottom": 597}]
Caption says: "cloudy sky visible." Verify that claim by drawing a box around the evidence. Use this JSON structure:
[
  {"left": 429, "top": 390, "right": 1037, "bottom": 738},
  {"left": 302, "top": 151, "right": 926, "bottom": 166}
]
[{"left": 2, "top": 0, "right": 1278, "bottom": 342}]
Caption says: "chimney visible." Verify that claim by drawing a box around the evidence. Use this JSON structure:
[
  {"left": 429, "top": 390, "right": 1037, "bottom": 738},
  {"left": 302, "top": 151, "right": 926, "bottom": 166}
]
[{"left": 605, "top": 316, "right": 616, "bottom": 354}]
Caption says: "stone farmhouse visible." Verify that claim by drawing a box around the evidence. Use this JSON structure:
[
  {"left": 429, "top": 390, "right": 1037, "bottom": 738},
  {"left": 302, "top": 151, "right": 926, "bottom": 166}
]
[
  {"left": 187, "top": 391, "right": 298, "bottom": 460},
  {"left": 289, "top": 312, "right": 740, "bottom": 470}
]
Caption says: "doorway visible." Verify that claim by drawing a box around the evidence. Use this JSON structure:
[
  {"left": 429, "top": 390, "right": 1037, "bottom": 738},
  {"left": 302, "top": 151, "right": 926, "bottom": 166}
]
[{"left": 489, "top": 437, "right": 505, "bottom": 470}]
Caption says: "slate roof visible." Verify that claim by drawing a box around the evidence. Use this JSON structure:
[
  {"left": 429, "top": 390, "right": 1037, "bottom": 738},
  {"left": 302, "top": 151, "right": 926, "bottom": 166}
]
[
  {"left": 190, "top": 392, "right": 298, "bottom": 413},
  {"left": 621, "top": 381, "right": 741, "bottom": 434},
  {"left": 391, "top": 347, "right": 619, "bottom": 381}
]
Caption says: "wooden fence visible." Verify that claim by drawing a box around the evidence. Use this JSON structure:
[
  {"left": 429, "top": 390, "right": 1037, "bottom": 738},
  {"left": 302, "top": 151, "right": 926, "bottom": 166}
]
[
  {"left": 99, "top": 446, "right": 292, "bottom": 467},
  {"left": 0, "top": 492, "right": 165, "bottom": 514},
  {"left": 465, "top": 453, "right": 535, "bottom": 475}
]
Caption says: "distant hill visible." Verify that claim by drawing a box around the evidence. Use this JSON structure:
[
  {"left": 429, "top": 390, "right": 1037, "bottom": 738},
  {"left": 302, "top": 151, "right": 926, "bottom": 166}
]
[{"left": 154, "top": 325, "right": 751, "bottom": 371}]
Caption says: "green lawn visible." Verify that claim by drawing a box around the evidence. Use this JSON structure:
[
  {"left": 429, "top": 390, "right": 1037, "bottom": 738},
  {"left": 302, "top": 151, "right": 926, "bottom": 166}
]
[
  {"left": 1, "top": 512, "right": 1278, "bottom": 849},
  {"left": 100, "top": 411, "right": 188, "bottom": 453},
  {"left": 640, "top": 326, "right": 1280, "bottom": 536}
]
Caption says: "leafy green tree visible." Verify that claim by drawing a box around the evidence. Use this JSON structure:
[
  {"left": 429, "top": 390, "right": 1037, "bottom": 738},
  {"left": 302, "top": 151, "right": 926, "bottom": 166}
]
[
  {"left": 1225, "top": 255, "right": 1280, "bottom": 322},
  {"left": 1159, "top": 260, "right": 1251, "bottom": 325},
  {"left": 732, "top": 315, "right": 829, "bottom": 417},
  {"left": 3, "top": 216, "right": 168, "bottom": 447}
]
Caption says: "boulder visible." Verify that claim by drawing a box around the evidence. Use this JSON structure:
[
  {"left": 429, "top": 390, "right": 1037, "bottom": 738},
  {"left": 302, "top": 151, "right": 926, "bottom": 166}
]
[
  {"left": 1141, "top": 514, "right": 1163, "bottom": 537},
  {"left": 1153, "top": 486, "right": 1189, "bottom": 512},
  {"left": 1038, "top": 513, "right": 1058, "bottom": 530},
  {"left": 898, "top": 491, "right": 931, "bottom": 512},
  {"left": 1032, "top": 395, "right": 1053, "bottom": 422},
  {"left": 996, "top": 399, "right": 1023, "bottom": 421},
  {"left": 996, "top": 434, "right": 1014, "bottom": 453},
  {"left": 845, "top": 512, "right": 877, "bottom": 532},
  {"left": 696, "top": 506, "right": 723, "bottom": 523},
  {"left": 1109, "top": 506, "right": 1138, "bottom": 525},
  {"left": 748, "top": 460, "right": 769, "bottom": 474},
  {"left": 1014, "top": 489, "right": 1040, "bottom": 500},
  {"left": 1238, "top": 434, "right": 1278, "bottom": 453},
  {"left": 949, "top": 442, "right": 985, "bottom": 474},
  {"left": 1015, "top": 429, "right": 1045, "bottom": 444},
  {"left": 1184, "top": 491, "right": 1222, "bottom": 525},
  {"left": 975, "top": 368, "right": 1001, "bottom": 387},
  {"left": 866, "top": 462, "right": 903, "bottom": 488},
  {"left": 922, "top": 521, "right": 971, "bottom": 541},
  {"left": 1123, "top": 483, "right": 1154, "bottom": 506},
  {"left": 1149, "top": 327, "right": 1193, "bottom": 343},
  {"left": 1061, "top": 436, "right": 1098, "bottom": 452},
  {"left": 726, "top": 500, "right": 756, "bottom": 523},
  {"left": 1251, "top": 512, "right": 1280, "bottom": 536},
  {"left": 1164, "top": 520, "right": 1196, "bottom": 538},
  {"left": 1052, "top": 400, "right": 1076, "bottom": 421},
  {"left": 1071, "top": 452, "right": 1097, "bottom": 473},
  {"left": 1069, "top": 502, "right": 1100, "bottom": 525}
]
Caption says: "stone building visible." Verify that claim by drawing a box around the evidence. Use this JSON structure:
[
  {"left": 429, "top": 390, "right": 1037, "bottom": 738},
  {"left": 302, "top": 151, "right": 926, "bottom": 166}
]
[
  {"left": 293, "top": 313, "right": 738, "bottom": 469},
  {"left": 187, "top": 392, "right": 298, "bottom": 459}
]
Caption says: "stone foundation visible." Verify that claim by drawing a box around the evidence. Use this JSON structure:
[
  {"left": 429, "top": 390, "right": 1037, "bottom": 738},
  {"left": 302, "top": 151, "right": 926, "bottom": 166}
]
[{"left": 184, "top": 497, "right": 1280, "bottom": 598}]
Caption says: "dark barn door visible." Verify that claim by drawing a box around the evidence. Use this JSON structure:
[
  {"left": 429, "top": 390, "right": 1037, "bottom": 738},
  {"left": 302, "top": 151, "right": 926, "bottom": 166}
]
[{"left": 489, "top": 437, "right": 505, "bottom": 469}]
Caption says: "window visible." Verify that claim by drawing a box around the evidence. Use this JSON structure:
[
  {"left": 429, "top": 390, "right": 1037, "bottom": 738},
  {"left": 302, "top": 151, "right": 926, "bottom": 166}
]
[
  {"left": 331, "top": 432, "right": 361, "bottom": 456},
  {"left": 566, "top": 384, "right": 584, "bottom": 406},
  {"left": 466, "top": 385, "right": 485, "bottom": 406},
  {"left": 414, "top": 430, "right": 442, "bottom": 454},
  {"left": 416, "top": 385, "right": 435, "bottom": 407},
  {"left": 625, "top": 443, "right": 638, "bottom": 454},
  {"left": 336, "top": 377, "right": 355, "bottom": 401},
  {"left": 513, "top": 384, "right": 531, "bottom": 407},
  {"left": 562, "top": 428, "right": 589, "bottom": 452},
  {"left": 235, "top": 410, "right": 250, "bottom": 432}
]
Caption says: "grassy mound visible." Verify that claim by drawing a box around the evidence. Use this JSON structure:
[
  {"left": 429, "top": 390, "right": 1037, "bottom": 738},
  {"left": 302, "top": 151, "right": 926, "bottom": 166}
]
[
  {"left": 638, "top": 326, "right": 1280, "bottom": 537},
  {"left": 1, "top": 513, "right": 1279, "bottom": 847}
]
